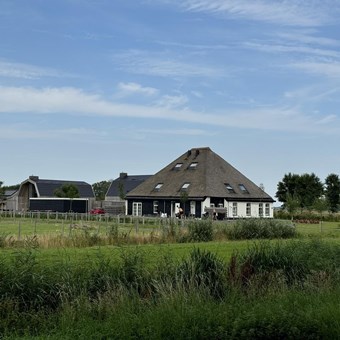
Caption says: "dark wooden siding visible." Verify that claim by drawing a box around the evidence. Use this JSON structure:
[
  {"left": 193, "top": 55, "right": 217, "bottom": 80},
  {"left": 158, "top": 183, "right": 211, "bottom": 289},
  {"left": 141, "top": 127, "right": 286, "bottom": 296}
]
[{"left": 29, "top": 199, "right": 88, "bottom": 213}]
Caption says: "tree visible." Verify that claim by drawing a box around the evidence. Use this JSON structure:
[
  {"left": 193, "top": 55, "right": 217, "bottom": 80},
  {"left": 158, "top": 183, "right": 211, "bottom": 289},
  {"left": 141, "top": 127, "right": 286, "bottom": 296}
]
[
  {"left": 118, "top": 182, "right": 126, "bottom": 201},
  {"left": 325, "top": 173, "right": 340, "bottom": 213},
  {"left": 313, "top": 197, "right": 329, "bottom": 217},
  {"left": 92, "top": 180, "right": 111, "bottom": 201},
  {"left": 297, "top": 173, "right": 323, "bottom": 210},
  {"left": 285, "top": 193, "right": 300, "bottom": 220},
  {"left": 54, "top": 184, "right": 80, "bottom": 211},
  {"left": 276, "top": 173, "right": 301, "bottom": 205},
  {"left": 276, "top": 172, "right": 323, "bottom": 210}
]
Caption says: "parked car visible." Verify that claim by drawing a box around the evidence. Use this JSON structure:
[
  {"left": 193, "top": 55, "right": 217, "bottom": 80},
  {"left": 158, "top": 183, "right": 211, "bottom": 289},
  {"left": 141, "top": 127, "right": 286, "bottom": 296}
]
[{"left": 90, "top": 208, "right": 105, "bottom": 215}]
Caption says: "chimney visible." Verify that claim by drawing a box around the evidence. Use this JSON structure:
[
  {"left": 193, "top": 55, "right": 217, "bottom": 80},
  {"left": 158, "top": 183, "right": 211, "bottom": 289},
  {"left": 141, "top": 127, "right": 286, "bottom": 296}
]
[
  {"left": 120, "top": 172, "right": 128, "bottom": 179},
  {"left": 29, "top": 175, "right": 39, "bottom": 181}
]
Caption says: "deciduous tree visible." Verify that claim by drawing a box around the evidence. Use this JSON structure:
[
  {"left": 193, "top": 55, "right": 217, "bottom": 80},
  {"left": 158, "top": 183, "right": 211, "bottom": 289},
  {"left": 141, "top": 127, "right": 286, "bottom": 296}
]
[{"left": 325, "top": 173, "right": 340, "bottom": 213}]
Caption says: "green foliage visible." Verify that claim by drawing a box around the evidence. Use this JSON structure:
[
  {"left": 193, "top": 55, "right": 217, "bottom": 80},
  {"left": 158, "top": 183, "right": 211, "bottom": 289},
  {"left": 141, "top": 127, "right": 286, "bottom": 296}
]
[
  {"left": 118, "top": 181, "right": 126, "bottom": 200},
  {"left": 92, "top": 180, "right": 111, "bottom": 201},
  {"left": 225, "top": 219, "right": 297, "bottom": 240},
  {"left": 325, "top": 173, "right": 340, "bottom": 213},
  {"left": 54, "top": 183, "right": 80, "bottom": 199},
  {"left": 187, "top": 219, "right": 213, "bottom": 242},
  {"left": 276, "top": 172, "right": 324, "bottom": 209},
  {"left": 177, "top": 248, "right": 227, "bottom": 298},
  {"left": 0, "top": 240, "right": 340, "bottom": 338}
]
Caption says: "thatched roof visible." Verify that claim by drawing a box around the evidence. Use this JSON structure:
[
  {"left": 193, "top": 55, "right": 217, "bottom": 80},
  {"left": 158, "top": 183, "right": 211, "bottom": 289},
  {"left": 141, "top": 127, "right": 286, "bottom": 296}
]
[{"left": 126, "top": 147, "right": 274, "bottom": 202}]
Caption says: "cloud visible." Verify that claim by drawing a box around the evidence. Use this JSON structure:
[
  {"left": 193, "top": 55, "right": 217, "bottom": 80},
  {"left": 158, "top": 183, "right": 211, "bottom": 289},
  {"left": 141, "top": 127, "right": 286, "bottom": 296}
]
[
  {"left": 113, "top": 50, "right": 222, "bottom": 78},
  {"left": 0, "top": 124, "right": 105, "bottom": 140},
  {"left": 289, "top": 60, "right": 340, "bottom": 78},
  {"left": 117, "top": 82, "right": 159, "bottom": 96},
  {"left": 0, "top": 86, "right": 339, "bottom": 134},
  {"left": 156, "top": 94, "right": 189, "bottom": 108},
  {"left": 0, "top": 60, "right": 71, "bottom": 79},
  {"left": 137, "top": 128, "right": 215, "bottom": 136},
  {"left": 243, "top": 42, "right": 340, "bottom": 59},
  {"left": 179, "top": 0, "right": 338, "bottom": 27}
]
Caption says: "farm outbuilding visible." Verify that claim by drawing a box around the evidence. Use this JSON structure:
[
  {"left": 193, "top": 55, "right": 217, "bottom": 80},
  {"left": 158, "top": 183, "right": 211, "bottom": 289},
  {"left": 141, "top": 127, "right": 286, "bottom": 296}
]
[{"left": 6, "top": 176, "right": 95, "bottom": 212}]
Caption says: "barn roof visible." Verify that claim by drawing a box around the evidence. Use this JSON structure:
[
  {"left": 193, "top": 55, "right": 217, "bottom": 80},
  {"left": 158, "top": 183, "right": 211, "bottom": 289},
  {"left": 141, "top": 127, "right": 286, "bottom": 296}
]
[
  {"left": 26, "top": 176, "right": 94, "bottom": 198},
  {"left": 126, "top": 147, "right": 274, "bottom": 202},
  {"left": 106, "top": 173, "right": 151, "bottom": 198}
]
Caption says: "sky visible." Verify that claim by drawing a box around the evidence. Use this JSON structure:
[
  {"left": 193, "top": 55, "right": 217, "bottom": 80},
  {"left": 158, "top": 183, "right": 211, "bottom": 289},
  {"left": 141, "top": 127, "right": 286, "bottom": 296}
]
[{"left": 1, "top": 0, "right": 340, "bottom": 204}]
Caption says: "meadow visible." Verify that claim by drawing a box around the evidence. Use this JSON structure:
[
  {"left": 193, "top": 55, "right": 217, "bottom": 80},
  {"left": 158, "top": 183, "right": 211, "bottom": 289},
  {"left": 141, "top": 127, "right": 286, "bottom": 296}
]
[{"left": 0, "top": 213, "right": 339, "bottom": 338}]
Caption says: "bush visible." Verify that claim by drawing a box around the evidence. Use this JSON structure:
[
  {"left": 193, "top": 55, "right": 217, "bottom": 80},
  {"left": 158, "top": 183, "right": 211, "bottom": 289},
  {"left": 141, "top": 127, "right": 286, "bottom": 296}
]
[
  {"left": 187, "top": 220, "right": 213, "bottom": 242},
  {"left": 177, "top": 248, "right": 227, "bottom": 298},
  {"left": 225, "top": 219, "right": 297, "bottom": 240},
  {"left": 229, "top": 239, "right": 340, "bottom": 288}
]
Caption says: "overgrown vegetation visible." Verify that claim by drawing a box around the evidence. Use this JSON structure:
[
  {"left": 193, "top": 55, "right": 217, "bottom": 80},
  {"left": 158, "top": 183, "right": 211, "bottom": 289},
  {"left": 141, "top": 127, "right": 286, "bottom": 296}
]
[
  {"left": 0, "top": 239, "right": 339, "bottom": 338},
  {"left": 223, "top": 218, "right": 297, "bottom": 240}
]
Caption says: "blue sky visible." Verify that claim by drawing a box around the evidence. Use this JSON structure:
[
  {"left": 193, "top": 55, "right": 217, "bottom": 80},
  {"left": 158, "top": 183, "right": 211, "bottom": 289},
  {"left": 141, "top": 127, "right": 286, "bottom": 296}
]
[{"left": 1, "top": 0, "right": 340, "bottom": 203}]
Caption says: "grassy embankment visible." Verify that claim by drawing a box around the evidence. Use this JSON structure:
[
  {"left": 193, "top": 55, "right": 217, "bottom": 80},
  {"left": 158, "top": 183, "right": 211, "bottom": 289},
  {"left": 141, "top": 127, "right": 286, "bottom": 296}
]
[{"left": 0, "top": 216, "right": 339, "bottom": 338}]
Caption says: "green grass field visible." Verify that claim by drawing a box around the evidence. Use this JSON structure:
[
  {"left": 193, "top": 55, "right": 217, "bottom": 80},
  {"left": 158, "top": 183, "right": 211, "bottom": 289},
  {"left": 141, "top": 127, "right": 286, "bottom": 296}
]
[{"left": 0, "top": 215, "right": 339, "bottom": 338}]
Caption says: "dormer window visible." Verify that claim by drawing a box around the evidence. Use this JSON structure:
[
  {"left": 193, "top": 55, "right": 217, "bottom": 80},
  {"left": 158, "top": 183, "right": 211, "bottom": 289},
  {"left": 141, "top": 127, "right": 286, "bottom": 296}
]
[
  {"left": 181, "top": 183, "right": 190, "bottom": 191},
  {"left": 154, "top": 183, "right": 163, "bottom": 191},
  {"left": 225, "top": 183, "right": 235, "bottom": 193},
  {"left": 239, "top": 184, "right": 249, "bottom": 193},
  {"left": 188, "top": 162, "right": 198, "bottom": 169},
  {"left": 173, "top": 163, "right": 183, "bottom": 170}
]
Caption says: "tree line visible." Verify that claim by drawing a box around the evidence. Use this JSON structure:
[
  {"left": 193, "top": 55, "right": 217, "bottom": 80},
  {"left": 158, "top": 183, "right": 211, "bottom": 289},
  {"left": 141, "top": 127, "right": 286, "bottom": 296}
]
[{"left": 276, "top": 173, "right": 340, "bottom": 213}]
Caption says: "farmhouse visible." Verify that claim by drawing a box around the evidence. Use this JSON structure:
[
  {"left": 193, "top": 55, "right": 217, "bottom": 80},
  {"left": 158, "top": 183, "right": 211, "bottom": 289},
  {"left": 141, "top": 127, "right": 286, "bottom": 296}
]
[
  {"left": 126, "top": 147, "right": 275, "bottom": 218},
  {"left": 6, "top": 176, "right": 95, "bottom": 213},
  {"left": 104, "top": 172, "right": 151, "bottom": 214}
]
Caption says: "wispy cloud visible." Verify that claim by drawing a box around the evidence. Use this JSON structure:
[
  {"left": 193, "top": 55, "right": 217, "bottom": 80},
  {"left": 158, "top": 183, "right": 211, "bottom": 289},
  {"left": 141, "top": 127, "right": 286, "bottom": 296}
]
[
  {"left": 0, "top": 60, "right": 72, "bottom": 79},
  {"left": 117, "top": 82, "right": 159, "bottom": 96},
  {"left": 0, "top": 124, "right": 106, "bottom": 140},
  {"left": 113, "top": 50, "right": 222, "bottom": 78},
  {"left": 0, "top": 86, "right": 339, "bottom": 134},
  {"left": 156, "top": 94, "right": 189, "bottom": 108},
  {"left": 138, "top": 128, "right": 215, "bottom": 136},
  {"left": 179, "top": 0, "right": 338, "bottom": 27},
  {"left": 289, "top": 60, "right": 340, "bottom": 78},
  {"left": 244, "top": 42, "right": 340, "bottom": 59}
]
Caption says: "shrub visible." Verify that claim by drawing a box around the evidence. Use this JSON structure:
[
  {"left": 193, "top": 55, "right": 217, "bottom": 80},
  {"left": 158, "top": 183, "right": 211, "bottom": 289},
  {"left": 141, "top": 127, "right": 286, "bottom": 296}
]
[
  {"left": 187, "top": 220, "right": 213, "bottom": 242},
  {"left": 225, "top": 219, "right": 297, "bottom": 240},
  {"left": 177, "top": 248, "right": 227, "bottom": 298}
]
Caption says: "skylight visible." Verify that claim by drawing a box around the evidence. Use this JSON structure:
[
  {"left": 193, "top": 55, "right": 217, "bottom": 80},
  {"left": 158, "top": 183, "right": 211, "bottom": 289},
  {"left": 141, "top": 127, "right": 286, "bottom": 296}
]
[
  {"left": 154, "top": 183, "right": 163, "bottom": 190},
  {"left": 188, "top": 162, "right": 198, "bottom": 169},
  {"left": 181, "top": 183, "right": 190, "bottom": 190},
  {"left": 225, "top": 183, "right": 235, "bottom": 193},
  {"left": 174, "top": 163, "right": 183, "bottom": 170},
  {"left": 239, "top": 184, "right": 249, "bottom": 193}
]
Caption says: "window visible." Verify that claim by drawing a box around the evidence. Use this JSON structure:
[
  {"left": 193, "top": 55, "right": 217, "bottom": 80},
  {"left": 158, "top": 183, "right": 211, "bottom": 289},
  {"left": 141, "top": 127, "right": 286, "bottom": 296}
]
[
  {"left": 225, "top": 183, "right": 235, "bottom": 193},
  {"left": 190, "top": 201, "right": 196, "bottom": 215},
  {"left": 246, "top": 203, "right": 251, "bottom": 216},
  {"left": 132, "top": 202, "right": 142, "bottom": 216},
  {"left": 174, "top": 163, "right": 183, "bottom": 170},
  {"left": 188, "top": 162, "right": 198, "bottom": 169},
  {"left": 232, "top": 202, "right": 238, "bottom": 217},
  {"left": 154, "top": 183, "right": 163, "bottom": 191},
  {"left": 181, "top": 183, "right": 190, "bottom": 191},
  {"left": 239, "top": 184, "right": 249, "bottom": 193},
  {"left": 265, "top": 203, "right": 270, "bottom": 216},
  {"left": 259, "top": 203, "right": 263, "bottom": 217},
  {"left": 153, "top": 201, "right": 159, "bottom": 214}
]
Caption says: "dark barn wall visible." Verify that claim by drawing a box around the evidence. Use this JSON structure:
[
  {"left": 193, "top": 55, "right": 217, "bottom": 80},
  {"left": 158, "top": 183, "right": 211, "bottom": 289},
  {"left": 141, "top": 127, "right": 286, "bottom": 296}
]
[{"left": 29, "top": 199, "right": 87, "bottom": 213}]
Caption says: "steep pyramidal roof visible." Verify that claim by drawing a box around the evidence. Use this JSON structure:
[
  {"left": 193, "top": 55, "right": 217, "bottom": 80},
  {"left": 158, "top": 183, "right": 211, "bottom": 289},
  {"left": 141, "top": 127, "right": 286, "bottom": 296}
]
[{"left": 127, "top": 147, "right": 274, "bottom": 202}]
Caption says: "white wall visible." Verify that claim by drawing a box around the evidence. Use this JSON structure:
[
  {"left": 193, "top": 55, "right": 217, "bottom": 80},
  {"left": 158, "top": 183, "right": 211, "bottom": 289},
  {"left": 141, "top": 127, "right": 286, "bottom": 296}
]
[{"left": 202, "top": 198, "right": 274, "bottom": 218}]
